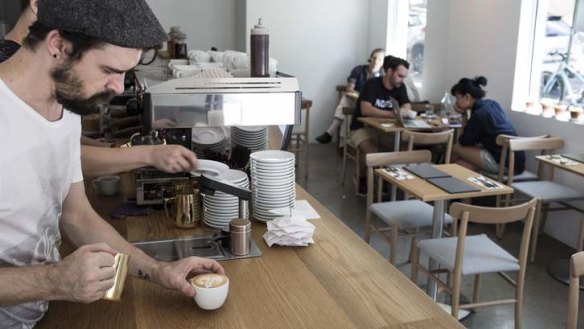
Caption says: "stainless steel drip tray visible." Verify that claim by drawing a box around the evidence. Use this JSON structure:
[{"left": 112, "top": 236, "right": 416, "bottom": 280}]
[{"left": 132, "top": 235, "right": 262, "bottom": 262}]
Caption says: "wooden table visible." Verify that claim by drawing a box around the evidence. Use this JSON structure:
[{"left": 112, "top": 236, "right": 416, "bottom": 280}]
[
  {"left": 376, "top": 164, "right": 514, "bottom": 299},
  {"left": 536, "top": 155, "right": 584, "bottom": 287},
  {"left": 36, "top": 184, "right": 463, "bottom": 329}
]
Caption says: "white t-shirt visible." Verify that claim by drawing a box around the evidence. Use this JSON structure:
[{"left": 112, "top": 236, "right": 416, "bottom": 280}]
[{"left": 0, "top": 79, "right": 82, "bottom": 328}]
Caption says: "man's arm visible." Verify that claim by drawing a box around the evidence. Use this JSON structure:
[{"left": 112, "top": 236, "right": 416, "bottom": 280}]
[
  {"left": 0, "top": 241, "right": 117, "bottom": 306},
  {"left": 80, "top": 135, "right": 113, "bottom": 147},
  {"left": 61, "top": 182, "right": 224, "bottom": 297},
  {"left": 81, "top": 144, "right": 198, "bottom": 177},
  {"left": 345, "top": 82, "right": 356, "bottom": 93}
]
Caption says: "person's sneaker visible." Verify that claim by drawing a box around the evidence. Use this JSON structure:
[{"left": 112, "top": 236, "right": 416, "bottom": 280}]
[{"left": 315, "top": 132, "right": 332, "bottom": 144}]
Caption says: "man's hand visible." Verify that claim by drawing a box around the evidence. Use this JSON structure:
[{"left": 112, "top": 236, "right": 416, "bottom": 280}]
[
  {"left": 152, "top": 257, "right": 224, "bottom": 297},
  {"left": 47, "top": 243, "right": 117, "bottom": 303},
  {"left": 149, "top": 145, "right": 198, "bottom": 173}
]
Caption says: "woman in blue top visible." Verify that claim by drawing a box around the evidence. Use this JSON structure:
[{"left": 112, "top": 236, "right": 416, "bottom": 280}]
[{"left": 451, "top": 76, "right": 525, "bottom": 174}]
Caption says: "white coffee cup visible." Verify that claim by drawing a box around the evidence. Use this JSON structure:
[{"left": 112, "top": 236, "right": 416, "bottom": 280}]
[
  {"left": 406, "top": 110, "right": 417, "bottom": 119},
  {"left": 92, "top": 175, "right": 120, "bottom": 196},
  {"left": 191, "top": 273, "right": 229, "bottom": 310}
]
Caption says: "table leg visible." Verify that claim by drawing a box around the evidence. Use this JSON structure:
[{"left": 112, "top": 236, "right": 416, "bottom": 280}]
[{"left": 390, "top": 131, "right": 401, "bottom": 202}]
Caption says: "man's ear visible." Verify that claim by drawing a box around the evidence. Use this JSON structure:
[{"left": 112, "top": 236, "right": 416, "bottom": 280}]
[
  {"left": 30, "top": 0, "right": 39, "bottom": 15},
  {"left": 45, "top": 30, "right": 66, "bottom": 58}
]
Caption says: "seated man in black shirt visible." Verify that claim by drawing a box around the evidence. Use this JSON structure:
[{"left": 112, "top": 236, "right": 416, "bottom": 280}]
[
  {"left": 349, "top": 55, "right": 412, "bottom": 193},
  {"left": 450, "top": 76, "right": 525, "bottom": 174}
]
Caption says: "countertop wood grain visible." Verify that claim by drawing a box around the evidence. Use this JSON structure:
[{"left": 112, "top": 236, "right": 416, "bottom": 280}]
[{"left": 36, "top": 183, "right": 462, "bottom": 328}]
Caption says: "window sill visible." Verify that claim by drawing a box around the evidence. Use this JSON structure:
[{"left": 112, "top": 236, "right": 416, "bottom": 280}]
[{"left": 510, "top": 108, "right": 584, "bottom": 125}]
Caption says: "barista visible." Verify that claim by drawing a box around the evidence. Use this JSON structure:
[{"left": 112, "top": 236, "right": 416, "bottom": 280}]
[
  {"left": 0, "top": 0, "right": 199, "bottom": 177},
  {"left": 0, "top": 0, "right": 223, "bottom": 327}
]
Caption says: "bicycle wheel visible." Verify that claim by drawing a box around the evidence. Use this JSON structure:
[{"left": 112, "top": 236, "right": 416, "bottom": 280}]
[{"left": 541, "top": 71, "right": 565, "bottom": 100}]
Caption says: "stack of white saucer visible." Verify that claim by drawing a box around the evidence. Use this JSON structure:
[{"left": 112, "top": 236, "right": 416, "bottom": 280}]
[
  {"left": 250, "top": 150, "right": 295, "bottom": 222},
  {"left": 191, "top": 127, "right": 226, "bottom": 159},
  {"left": 202, "top": 169, "right": 250, "bottom": 229},
  {"left": 231, "top": 126, "right": 268, "bottom": 153}
]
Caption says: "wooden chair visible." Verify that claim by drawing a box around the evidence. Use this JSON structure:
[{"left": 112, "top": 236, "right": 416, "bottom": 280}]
[
  {"left": 487, "top": 134, "right": 549, "bottom": 239},
  {"left": 484, "top": 134, "right": 550, "bottom": 184},
  {"left": 364, "top": 150, "right": 454, "bottom": 264},
  {"left": 506, "top": 137, "right": 584, "bottom": 262},
  {"left": 411, "top": 199, "right": 537, "bottom": 327},
  {"left": 290, "top": 98, "right": 312, "bottom": 179},
  {"left": 568, "top": 251, "right": 584, "bottom": 329},
  {"left": 402, "top": 129, "right": 455, "bottom": 164},
  {"left": 340, "top": 106, "right": 361, "bottom": 195}
]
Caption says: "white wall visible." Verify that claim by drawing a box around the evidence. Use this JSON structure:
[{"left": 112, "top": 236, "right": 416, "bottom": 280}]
[
  {"left": 423, "top": 0, "right": 522, "bottom": 107},
  {"left": 146, "top": 0, "right": 241, "bottom": 52},
  {"left": 246, "top": 0, "right": 372, "bottom": 140}
]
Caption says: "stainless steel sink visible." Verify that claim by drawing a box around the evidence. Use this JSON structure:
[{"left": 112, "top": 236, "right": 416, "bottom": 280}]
[{"left": 132, "top": 235, "right": 262, "bottom": 262}]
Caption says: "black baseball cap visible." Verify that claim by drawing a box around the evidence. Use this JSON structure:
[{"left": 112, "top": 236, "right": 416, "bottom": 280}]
[{"left": 37, "top": 0, "right": 168, "bottom": 49}]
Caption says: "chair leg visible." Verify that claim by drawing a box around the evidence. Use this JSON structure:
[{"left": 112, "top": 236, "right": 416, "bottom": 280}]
[
  {"left": 410, "top": 244, "right": 420, "bottom": 283},
  {"left": 452, "top": 269, "right": 462, "bottom": 319},
  {"left": 340, "top": 150, "right": 348, "bottom": 186},
  {"left": 497, "top": 194, "right": 513, "bottom": 240},
  {"left": 516, "top": 284, "right": 524, "bottom": 329},
  {"left": 578, "top": 215, "right": 584, "bottom": 252},
  {"left": 355, "top": 150, "right": 361, "bottom": 196},
  {"left": 304, "top": 142, "right": 309, "bottom": 179},
  {"left": 409, "top": 236, "right": 417, "bottom": 264},
  {"left": 389, "top": 224, "right": 398, "bottom": 264},
  {"left": 472, "top": 274, "right": 481, "bottom": 308},
  {"left": 529, "top": 199, "right": 543, "bottom": 263},
  {"left": 364, "top": 211, "right": 372, "bottom": 243}
]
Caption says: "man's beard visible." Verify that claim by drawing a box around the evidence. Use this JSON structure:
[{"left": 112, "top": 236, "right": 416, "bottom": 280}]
[{"left": 51, "top": 59, "right": 116, "bottom": 116}]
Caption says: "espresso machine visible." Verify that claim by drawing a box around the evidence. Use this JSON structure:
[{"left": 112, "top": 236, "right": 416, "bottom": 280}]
[{"left": 130, "top": 73, "right": 301, "bottom": 205}]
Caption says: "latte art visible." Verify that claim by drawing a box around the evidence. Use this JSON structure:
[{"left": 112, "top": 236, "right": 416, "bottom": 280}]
[{"left": 191, "top": 273, "right": 228, "bottom": 288}]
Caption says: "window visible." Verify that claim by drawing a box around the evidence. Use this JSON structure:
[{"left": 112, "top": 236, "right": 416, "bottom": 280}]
[
  {"left": 526, "top": 0, "right": 584, "bottom": 121},
  {"left": 407, "top": 0, "right": 427, "bottom": 92}
]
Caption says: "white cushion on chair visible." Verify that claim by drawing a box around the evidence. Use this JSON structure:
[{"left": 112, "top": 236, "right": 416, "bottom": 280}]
[
  {"left": 483, "top": 170, "right": 538, "bottom": 182},
  {"left": 370, "top": 200, "right": 453, "bottom": 228},
  {"left": 418, "top": 234, "right": 520, "bottom": 275},
  {"left": 512, "top": 181, "right": 584, "bottom": 202}
]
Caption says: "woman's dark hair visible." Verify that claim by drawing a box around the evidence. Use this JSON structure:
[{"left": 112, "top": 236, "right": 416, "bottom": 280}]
[
  {"left": 367, "top": 48, "right": 385, "bottom": 63},
  {"left": 382, "top": 55, "right": 409, "bottom": 71},
  {"left": 450, "top": 76, "right": 488, "bottom": 99},
  {"left": 22, "top": 21, "right": 106, "bottom": 61},
  {"left": 20, "top": 0, "right": 29, "bottom": 10}
]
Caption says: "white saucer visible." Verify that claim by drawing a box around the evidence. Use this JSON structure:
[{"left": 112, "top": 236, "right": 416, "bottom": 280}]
[
  {"left": 190, "top": 160, "right": 229, "bottom": 177},
  {"left": 192, "top": 127, "right": 226, "bottom": 145}
]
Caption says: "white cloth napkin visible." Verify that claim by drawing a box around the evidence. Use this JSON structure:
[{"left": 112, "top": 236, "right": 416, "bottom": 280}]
[{"left": 263, "top": 215, "right": 315, "bottom": 247}]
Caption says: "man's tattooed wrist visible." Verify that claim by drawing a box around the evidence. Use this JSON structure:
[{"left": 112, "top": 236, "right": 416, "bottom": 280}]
[{"left": 138, "top": 269, "right": 150, "bottom": 281}]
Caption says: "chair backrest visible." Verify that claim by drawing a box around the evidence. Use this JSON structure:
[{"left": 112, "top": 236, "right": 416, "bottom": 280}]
[
  {"left": 568, "top": 251, "right": 584, "bottom": 329},
  {"left": 495, "top": 134, "right": 551, "bottom": 183},
  {"left": 365, "top": 150, "right": 431, "bottom": 205},
  {"left": 507, "top": 137, "right": 565, "bottom": 182},
  {"left": 449, "top": 199, "right": 537, "bottom": 281},
  {"left": 402, "top": 129, "right": 455, "bottom": 164}
]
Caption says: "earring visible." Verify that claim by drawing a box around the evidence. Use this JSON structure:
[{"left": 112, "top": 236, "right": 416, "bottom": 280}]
[{"left": 52, "top": 54, "right": 57, "bottom": 58}]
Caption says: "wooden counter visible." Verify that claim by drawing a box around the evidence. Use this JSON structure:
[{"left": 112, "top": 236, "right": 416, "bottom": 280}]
[{"left": 36, "top": 184, "right": 462, "bottom": 328}]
